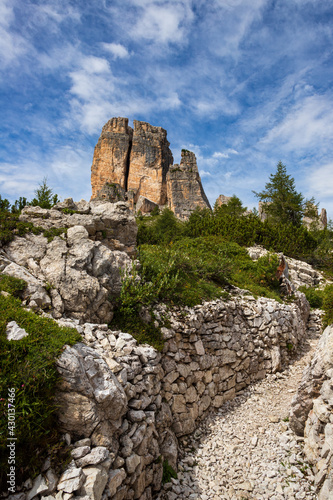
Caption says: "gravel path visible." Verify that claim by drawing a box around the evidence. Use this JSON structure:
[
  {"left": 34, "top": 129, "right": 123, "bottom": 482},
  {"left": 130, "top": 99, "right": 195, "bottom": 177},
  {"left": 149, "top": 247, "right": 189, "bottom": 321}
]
[{"left": 158, "top": 310, "right": 323, "bottom": 500}]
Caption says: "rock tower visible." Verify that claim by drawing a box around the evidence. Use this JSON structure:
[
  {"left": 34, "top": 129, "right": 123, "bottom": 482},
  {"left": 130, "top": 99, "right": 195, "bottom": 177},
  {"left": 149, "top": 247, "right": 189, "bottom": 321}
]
[{"left": 91, "top": 117, "right": 211, "bottom": 218}]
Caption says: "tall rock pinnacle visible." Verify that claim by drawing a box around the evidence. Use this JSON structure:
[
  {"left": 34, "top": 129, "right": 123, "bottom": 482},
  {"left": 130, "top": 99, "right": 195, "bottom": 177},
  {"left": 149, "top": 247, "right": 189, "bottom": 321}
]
[
  {"left": 91, "top": 117, "right": 133, "bottom": 200},
  {"left": 167, "top": 150, "right": 212, "bottom": 218},
  {"left": 127, "top": 120, "right": 173, "bottom": 206},
  {"left": 90, "top": 117, "right": 211, "bottom": 218}
]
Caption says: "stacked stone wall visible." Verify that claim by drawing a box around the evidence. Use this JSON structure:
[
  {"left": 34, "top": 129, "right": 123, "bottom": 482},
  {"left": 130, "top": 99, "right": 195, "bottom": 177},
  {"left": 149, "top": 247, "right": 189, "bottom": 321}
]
[{"left": 17, "top": 291, "right": 312, "bottom": 500}]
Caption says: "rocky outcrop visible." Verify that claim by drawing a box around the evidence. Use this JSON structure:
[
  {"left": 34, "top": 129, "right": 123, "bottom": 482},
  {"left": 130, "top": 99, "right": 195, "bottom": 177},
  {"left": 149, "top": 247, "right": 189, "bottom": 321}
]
[
  {"left": 167, "top": 150, "right": 211, "bottom": 219},
  {"left": 19, "top": 199, "right": 137, "bottom": 255},
  {"left": 91, "top": 118, "right": 211, "bottom": 218},
  {"left": 247, "top": 245, "right": 325, "bottom": 289},
  {"left": 290, "top": 325, "right": 333, "bottom": 499},
  {"left": 127, "top": 120, "right": 173, "bottom": 206},
  {"left": 91, "top": 117, "right": 133, "bottom": 199},
  {"left": 215, "top": 194, "right": 232, "bottom": 207},
  {"left": 320, "top": 208, "right": 328, "bottom": 228},
  {"left": 0, "top": 200, "right": 135, "bottom": 323},
  {"left": 303, "top": 206, "right": 328, "bottom": 230}
]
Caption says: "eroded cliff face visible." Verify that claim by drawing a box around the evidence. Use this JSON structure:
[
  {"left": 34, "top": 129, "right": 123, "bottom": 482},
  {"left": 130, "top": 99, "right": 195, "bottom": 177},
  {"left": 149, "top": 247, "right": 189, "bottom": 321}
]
[
  {"left": 127, "top": 120, "right": 173, "bottom": 206},
  {"left": 91, "top": 117, "right": 133, "bottom": 200},
  {"left": 167, "top": 150, "right": 212, "bottom": 219},
  {"left": 91, "top": 117, "right": 211, "bottom": 218}
]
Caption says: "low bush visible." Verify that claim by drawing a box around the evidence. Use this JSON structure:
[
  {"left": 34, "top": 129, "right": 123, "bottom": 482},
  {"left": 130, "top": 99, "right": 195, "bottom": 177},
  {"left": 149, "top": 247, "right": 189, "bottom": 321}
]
[
  {"left": 0, "top": 211, "right": 43, "bottom": 246},
  {"left": 137, "top": 208, "right": 184, "bottom": 245},
  {"left": 0, "top": 210, "right": 67, "bottom": 246},
  {"left": 162, "top": 459, "right": 177, "bottom": 483},
  {"left": 298, "top": 286, "right": 324, "bottom": 309},
  {"left": 322, "top": 285, "right": 333, "bottom": 327},
  {"left": 184, "top": 208, "right": 317, "bottom": 259},
  {"left": 0, "top": 276, "right": 81, "bottom": 490},
  {"left": 111, "top": 236, "right": 283, "bottom": 344}
]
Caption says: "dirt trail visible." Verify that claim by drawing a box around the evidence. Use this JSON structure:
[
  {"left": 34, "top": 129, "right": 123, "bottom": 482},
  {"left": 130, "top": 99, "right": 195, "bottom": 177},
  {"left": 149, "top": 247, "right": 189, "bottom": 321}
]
[{"left": 158, "top": 310, "right": 323, "bottom": 500}]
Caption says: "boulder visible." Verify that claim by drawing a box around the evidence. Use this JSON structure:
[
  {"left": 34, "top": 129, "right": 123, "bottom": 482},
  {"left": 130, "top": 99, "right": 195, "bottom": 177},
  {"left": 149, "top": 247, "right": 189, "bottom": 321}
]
[
  {"left": 6, "top": 321, "right": 29, "bottom": 341},
  {"left": 55, "top": 343, "right": 127, "bottom": 437},
  {"left": 136, "top": 196, "right": 159, "bottom": 214}
]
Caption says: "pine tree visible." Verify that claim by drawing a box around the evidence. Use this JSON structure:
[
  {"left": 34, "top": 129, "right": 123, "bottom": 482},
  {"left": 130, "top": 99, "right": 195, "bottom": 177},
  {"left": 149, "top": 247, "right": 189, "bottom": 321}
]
[
  {"left": 253, "top": 162, "right": 304, "bottom": 227},
  {"left": 30, "top": 178, "right": 59, "bottom": 209}
]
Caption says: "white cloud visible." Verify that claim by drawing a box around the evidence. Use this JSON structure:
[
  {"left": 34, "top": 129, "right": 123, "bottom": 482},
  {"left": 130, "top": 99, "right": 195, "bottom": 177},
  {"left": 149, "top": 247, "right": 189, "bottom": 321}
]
[
  {"left": 213, "top": 149, "right": 239, "bottom": 159},
  {"left": 101, "top": 43, "right": 129, "bottom": 59},
  {"left": 0, "top": 1, "right": 28, "bottom": 67},
  {"left": 307, "top": 163, "right": 333, "bottom": 199},
  {"left": 199, "top": 170, "right": 213, "bottom": 178},
  {"left": 131, "top": 0, "right": 194, "bottom": 44},
  {"left": 262, "top": 94, "right": 333, "bottom": 152}
]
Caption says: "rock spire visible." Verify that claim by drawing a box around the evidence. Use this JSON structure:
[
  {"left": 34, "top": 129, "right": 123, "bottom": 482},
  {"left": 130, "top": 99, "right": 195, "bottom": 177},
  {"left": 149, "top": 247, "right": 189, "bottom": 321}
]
[{"left": 91, "top": 117, "right": 211, "bottom": 218}]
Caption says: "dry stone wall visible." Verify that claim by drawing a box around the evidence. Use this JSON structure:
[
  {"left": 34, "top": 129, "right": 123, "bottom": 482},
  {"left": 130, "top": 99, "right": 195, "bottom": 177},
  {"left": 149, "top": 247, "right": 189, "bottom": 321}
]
[
  {"left": 17, "top": 290, "right": 312, "bottom": 500},
  {"left": 290, "top": 325, "right": 333, "bottom": 500}
]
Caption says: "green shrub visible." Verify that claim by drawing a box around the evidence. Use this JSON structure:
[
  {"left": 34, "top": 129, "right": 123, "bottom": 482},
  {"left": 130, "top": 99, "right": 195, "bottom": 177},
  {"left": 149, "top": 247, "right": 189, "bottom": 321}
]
[
  {"left": 137, "top": 208, "right": 184, "bottom": 245},
  {"left": 322, "top": 285, "right": 333, "bottom": 327},
  {"left": 162, "top": 459, "right": 177, "bottom": 483},
  {"left": 111, "top": 308, "right": 164, "bottom": 352},
  {"left": 0, "top": 211, "right": 43, "bottom": 246},
  {"left": 183, "top": 208, "right": 317, "bottom": 259},
  {"left": 42, "top": 227, "right": 67, "bottom": 242},
  {"left": 112, "top": 236, "right": 283, "bottom": 345},
  {"left": 0, "top": 286, "right": 81, "bottom": 489},
  {"left": 0, "top": 275, "right": 26, "bottom": 297},
  {"left": 298, "top": 286, "right": 324, "bottom": 309}
]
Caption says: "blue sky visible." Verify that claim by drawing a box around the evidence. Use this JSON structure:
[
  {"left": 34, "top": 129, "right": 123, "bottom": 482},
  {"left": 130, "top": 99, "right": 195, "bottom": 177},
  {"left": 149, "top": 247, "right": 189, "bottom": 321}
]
[{"left": 1, "top": 0, "right": 333, "bottom": 217}]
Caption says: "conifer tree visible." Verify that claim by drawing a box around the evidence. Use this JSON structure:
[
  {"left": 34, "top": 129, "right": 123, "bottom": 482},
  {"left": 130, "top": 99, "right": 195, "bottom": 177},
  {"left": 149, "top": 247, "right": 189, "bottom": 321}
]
[
  {"left": 30, "top": 178, "right": 59, "bottom": 209},
  {"left": 254, "top": 162, "right": 304, "bottom": 226}
]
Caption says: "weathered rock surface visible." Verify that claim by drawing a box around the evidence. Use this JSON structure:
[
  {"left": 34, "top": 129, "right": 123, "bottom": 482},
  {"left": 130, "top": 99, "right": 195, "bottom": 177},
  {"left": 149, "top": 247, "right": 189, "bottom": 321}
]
[
  {"left": 215, "top": 194, "right": 232, "bottom": 207},
  {"left": 19, "top": 199, "right": 137, "bottom": 255},
  {"left": 290, "top": 325, "right": 333, "bottom": 499},
  {"left": 247, "top": 245, "right": 326, "bottom": 289},
  {"left": 167, "top": 150, "right": 211, "bottom": 219},
  {"left": 55, "top": 343, "right": 127, "bottom": 437},
  {"left": 127, "top": 120, "right": 173, "bottom": 206},
  {"left": 91, "top": 117, "right": 133, "bottom": 199},
  {"left": 136, "top": 195, "right": 159, "bottom": 214},
  {"left": 6, "top": 321, "right": 29, "bottom": 341},
  {"left": 0, "top": 201, "right": 135, "bottom": 323},
  {"left": 90, "top": 117, "right": 211, "bottom": 218},
  {"left": 303, "top": 205, "right": 328, "bottom": 230}
]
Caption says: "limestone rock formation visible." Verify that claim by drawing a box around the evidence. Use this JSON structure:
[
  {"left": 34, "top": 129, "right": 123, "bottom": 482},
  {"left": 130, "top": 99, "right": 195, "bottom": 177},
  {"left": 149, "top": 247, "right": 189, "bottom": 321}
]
[
  {"left": 91, "top": 118, "right": 211, "bottom": 218},
  {"left": 0, "top": 200, "right": 135, "bottom": 323},
  {"left": 215, "top": 194, "right": 232, "bottom": 207},
  {"left": 167, "top": 149, "right": 212, "bottom": 219},
  {"left": 127, "top": 120, "right": 173, "bottom": 206},
  {"left": 320, "top": 208, "right": 328, "bottom": 228},
  {"left": 290, "top": 325, "right": 333, "bottom": 499},
  {"left": 290, "top": 325, "right": 333, "bottom": 436},
  {"left": 55, "top": 342, "right": 128, "bottom": 438},
  {"left": 19, "top": 198, "right": 137, "bottom": 255},
  {"left": 91, "top": 117, "right": 132, "bottom": 200}
]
